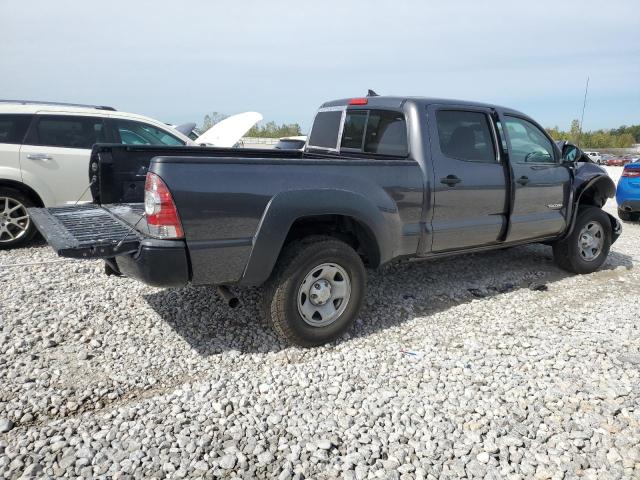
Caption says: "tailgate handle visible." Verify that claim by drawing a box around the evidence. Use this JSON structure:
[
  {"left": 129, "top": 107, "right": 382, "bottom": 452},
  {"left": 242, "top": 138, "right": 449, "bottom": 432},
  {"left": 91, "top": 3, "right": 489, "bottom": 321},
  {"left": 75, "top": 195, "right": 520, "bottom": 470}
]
[
  {"left": 27, "top": 153, "right": 53, "bottom": 161},
  {"left": 440, "top": 175, "right": 461, "bottom": 186}
]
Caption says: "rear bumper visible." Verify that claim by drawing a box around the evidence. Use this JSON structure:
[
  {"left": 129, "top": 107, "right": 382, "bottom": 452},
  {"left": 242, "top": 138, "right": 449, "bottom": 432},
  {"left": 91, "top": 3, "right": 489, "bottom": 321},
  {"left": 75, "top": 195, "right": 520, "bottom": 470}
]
[
  {"left": 617, "top": 199, "right": 640, "bottom": 213},
  {"left": 114, "top": 239, "right": 190, "bottom": 288}
]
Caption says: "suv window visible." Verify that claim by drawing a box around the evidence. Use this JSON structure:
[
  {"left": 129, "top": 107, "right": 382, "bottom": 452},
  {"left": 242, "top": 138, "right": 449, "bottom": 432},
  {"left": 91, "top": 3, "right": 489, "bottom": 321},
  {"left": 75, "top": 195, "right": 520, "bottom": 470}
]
[
  {"left": 26, "top": 116, "right": 105, "bottom": 149},
  {"left": 308, "top": 110, "right": 343, "bottom": 149},
  {"left": 504, "top": 116, "right": 555, "bottom": 164},
  {"left": 0, "top": 114, "right": 32, "bottom": 145},
  {"left": 114, "top": 120, "right": 184, "bottom": 146},
  {"left": 340, "top": 110, "right": 408, "bottom": 156},
  {"left": 436, "top": 110, "right": 495, "bottom": 162}
]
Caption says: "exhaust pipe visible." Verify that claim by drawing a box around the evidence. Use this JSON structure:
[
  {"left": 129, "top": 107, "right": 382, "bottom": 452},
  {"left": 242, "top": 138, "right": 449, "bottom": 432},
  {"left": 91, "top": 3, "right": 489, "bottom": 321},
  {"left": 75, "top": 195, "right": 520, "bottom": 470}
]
[{"left": 216, "top": 285, "right": 239, "bottom": 308}]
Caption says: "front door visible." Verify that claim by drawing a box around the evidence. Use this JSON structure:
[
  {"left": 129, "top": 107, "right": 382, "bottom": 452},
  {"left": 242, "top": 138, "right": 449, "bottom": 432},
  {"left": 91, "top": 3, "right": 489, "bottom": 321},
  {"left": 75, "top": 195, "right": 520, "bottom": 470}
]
[
  {"left": 499, "top": 114, "right": 571, "bottom": 242},
  {"left": 427, "top": 105, "right": 508, "bottom": 252},
  {"left": 19, "top": 114, "right": 106, "bottom": 205}
]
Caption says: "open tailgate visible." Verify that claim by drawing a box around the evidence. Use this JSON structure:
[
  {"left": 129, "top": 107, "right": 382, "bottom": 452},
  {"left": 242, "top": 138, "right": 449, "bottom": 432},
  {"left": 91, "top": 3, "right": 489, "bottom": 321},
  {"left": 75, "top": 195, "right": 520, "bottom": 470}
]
[{"left": 28, "top": 205, "right": 141, "bottom": 259}]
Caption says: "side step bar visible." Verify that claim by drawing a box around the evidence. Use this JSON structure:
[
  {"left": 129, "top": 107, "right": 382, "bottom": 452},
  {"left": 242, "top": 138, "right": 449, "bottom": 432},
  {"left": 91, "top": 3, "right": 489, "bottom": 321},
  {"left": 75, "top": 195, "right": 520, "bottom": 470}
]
[{"left": 28, "top": 205, "right": 141, "bottom": 259}]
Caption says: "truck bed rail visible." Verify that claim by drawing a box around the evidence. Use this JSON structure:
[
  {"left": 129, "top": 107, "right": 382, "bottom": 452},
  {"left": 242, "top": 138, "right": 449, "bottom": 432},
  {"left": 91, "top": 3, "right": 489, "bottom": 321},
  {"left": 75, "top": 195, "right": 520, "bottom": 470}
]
[{"left": 28, "top": 205, "right": 141, "bottom": 259}]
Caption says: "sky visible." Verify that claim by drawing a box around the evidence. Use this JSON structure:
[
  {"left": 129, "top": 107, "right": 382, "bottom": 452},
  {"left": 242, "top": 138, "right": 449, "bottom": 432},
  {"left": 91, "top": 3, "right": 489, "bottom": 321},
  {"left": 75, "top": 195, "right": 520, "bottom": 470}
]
[{"left": 1, "top": 0, "right": 638, "bottom": 132}]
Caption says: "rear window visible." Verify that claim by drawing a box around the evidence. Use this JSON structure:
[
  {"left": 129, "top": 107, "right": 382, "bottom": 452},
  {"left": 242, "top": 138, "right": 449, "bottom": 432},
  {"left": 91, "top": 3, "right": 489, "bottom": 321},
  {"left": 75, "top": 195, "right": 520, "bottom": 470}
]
[
  {"left": 0, "top": 114, "right": 32, "bottom": 144},
  {"left": 340, "top": 110, "right": 408, "bottom": 156},
  {"left": 436, "top": 110, "right": 496, "bottom": 162},
  {"left": 308, "top": 110, "right": 343, "bottom": 149}
]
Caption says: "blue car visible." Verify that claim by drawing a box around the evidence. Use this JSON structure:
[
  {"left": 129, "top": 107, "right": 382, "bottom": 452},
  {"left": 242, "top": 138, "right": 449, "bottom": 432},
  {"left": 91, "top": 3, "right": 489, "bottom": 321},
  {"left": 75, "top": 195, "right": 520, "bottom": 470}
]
[{"left": 616, "top": 161, "right": 640, "bottom": 221}]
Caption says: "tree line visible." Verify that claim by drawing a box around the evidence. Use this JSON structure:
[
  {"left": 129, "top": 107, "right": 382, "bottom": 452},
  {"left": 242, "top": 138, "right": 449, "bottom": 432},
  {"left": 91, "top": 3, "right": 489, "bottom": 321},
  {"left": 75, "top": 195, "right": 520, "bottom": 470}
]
[
  {"left": 546, "top": 120, "right": 639, "bottom": 149},
  {"left": 200, "top": 112, "right": 302, "bottom": 138}
]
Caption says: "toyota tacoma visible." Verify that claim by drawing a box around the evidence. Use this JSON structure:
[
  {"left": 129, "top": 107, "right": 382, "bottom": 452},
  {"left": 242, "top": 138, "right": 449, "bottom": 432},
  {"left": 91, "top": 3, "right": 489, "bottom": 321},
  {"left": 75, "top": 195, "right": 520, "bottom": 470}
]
[{"left": 29, "top": 94, "right": 621, "bottom": 346}]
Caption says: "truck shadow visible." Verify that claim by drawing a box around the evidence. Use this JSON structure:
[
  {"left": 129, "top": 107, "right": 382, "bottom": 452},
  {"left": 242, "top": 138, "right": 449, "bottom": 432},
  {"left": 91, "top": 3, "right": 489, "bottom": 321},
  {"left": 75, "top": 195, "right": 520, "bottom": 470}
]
[{"left": 143, "top": 243, "right": 633, "bottom": 355}]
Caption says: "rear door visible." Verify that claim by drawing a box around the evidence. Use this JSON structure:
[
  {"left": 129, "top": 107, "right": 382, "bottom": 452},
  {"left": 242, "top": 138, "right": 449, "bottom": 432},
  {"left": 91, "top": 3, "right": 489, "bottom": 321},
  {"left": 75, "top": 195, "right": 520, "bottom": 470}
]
[
  {"left": 19, "top": 114, "right": 107, "bottom": 205},
  {"left": 498, "top": 113, "right": 570, "bottom": 241},
  {"left": 0, "top": 114, "right": 32, "bottom": 180},
  {"left": 427, "top": 105, "right": 508, "bottom": 251}
]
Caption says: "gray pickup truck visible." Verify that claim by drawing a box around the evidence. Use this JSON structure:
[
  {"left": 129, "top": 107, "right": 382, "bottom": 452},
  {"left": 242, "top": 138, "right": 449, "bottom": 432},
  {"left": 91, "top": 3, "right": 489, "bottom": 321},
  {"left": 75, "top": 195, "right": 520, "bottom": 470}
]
[{"left": 30, "top": 94, "right": 621, "bottom": 346}]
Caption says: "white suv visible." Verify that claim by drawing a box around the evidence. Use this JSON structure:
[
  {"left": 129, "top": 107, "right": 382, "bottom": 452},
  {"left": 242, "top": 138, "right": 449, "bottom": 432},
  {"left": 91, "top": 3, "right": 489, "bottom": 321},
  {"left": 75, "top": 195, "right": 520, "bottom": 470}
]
[
  {"left": 584, "top": 151, "right": 602, "bottom": 164},
  {"left": 0, "top": 100, "right": 196, "bottom": 248}
]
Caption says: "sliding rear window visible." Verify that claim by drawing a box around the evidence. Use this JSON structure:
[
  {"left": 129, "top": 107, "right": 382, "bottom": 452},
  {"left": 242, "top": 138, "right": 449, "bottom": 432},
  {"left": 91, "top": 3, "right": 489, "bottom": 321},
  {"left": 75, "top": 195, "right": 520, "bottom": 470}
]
[{"left": 341, "top": 109, "right": 408, "bottom": 157}]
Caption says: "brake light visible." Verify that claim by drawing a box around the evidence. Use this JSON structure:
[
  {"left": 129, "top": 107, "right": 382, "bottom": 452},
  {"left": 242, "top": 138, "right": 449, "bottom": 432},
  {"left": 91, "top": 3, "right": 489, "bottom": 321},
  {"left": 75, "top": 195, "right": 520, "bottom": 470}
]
[
  {"left": 349, "top": 97, "right": 368, "bottom": 105},
  {"left": 144, "top": 172, "right": 184, "bottom": 239},
  {"left": 622, "top": 168, "right": 640, "bottom": 178}
]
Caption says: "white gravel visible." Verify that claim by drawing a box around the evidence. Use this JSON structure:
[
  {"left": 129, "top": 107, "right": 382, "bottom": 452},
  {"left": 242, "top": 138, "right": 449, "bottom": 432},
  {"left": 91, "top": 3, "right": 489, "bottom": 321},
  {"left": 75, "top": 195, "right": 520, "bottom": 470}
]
[{"left": 1, "top": 167, "right": 639, "bottom": 479}]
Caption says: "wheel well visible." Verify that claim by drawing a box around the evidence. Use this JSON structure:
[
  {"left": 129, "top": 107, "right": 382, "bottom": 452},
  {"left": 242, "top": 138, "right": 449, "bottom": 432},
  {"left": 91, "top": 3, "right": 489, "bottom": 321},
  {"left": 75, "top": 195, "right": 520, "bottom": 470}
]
[
  {"left": 0, "top": 180, "right": 44, "bottom": 207},
  {"left": 284, "top": 215, "right": 381, "bottom": 267},
  {"left": 577, "top": 177, "right": 615, "bottom": 208}
]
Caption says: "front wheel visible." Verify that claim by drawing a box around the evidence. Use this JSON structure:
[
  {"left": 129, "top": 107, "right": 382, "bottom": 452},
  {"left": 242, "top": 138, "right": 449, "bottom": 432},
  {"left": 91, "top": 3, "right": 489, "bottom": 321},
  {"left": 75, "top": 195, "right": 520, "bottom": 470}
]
[
  {"left": 262, "top": 237, "right": 366, "bottom": 347},
  {"left": 552, "top": 206, "right": 611, "bottom": 274}
]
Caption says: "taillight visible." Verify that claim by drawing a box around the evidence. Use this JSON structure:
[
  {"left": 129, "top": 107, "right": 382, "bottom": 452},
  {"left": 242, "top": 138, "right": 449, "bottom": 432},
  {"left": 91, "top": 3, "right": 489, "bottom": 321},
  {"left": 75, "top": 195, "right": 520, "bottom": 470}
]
[
  {"left": 144, "top": 172, "right": 184, "bottom": 239},
  {"left": 622, "top": 168, "right": 640, "bottom": 178}
]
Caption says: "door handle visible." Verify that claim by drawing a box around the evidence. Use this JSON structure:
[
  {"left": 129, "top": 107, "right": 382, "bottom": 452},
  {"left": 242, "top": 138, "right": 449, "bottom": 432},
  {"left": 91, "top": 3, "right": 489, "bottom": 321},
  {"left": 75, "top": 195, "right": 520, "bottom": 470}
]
[
  {"left": 27, "top": 153, "right": 53, "bottom": 161},
  {"left": 440, "top": 175, "right": 461, "bottom": 186},
  {"left": 517, "top": 176, "right": 530, "bottom": 186}
]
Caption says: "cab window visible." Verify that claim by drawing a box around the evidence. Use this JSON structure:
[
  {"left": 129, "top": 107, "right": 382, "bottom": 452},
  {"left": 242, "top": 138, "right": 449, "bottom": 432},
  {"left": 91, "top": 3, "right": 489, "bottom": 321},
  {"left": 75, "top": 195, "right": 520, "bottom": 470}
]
[
  {"left": 340, "top": 110, "right": 408, "bottom": 157},
  {"left": 114, "top": 120, "right": 184, "bottom": 146},
  {"left": 308, "top": 110, "right": 343, "bottom": 149},
  {"left": 504, "top": 116, "right": 555, "bottom": 164},
  {"left": 435, "top": 110, "right": 496, "bottom": 163}
]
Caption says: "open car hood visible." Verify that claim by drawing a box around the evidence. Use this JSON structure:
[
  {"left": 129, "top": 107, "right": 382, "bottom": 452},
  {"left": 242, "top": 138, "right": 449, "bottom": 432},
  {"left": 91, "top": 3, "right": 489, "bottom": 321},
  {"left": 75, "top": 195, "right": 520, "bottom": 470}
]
[{"left": 195, "top": 112, "right": 262, "bottom": 147}]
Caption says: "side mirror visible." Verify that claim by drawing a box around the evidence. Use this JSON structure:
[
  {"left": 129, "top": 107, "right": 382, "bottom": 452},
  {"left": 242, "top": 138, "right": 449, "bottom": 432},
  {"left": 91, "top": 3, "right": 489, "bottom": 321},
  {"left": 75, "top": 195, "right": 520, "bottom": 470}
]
[{"left": 562, "top": 143, "right": 582, "bottom": 163}]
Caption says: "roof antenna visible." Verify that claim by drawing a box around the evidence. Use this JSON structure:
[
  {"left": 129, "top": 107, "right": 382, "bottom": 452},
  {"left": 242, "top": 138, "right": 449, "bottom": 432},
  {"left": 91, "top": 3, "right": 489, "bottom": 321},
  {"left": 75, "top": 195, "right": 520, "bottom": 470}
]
[
  {"left": 578, "top": 76, "right": 589, "bottom": 147},
  {"left": 367, "top": 89, "right": 379, "bottom": 97}
]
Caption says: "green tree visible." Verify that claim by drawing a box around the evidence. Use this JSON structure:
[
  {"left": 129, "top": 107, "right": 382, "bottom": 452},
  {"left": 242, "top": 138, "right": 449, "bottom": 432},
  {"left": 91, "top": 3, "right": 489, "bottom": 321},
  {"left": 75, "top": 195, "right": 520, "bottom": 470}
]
[
  {"left": 200, "top": 112, "right": 228, "bottom": 132},
  {"left": 546, "top": 122, "right": 639, "bottom": 148}
]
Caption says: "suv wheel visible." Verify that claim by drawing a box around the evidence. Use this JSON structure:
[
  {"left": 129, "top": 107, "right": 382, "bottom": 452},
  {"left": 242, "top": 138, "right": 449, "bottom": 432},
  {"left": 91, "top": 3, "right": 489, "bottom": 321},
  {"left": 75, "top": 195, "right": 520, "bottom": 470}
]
[
  {"left": 263, "top": 236, "right": 366, "bottom": 347},
  {"left": 0, "top": 188, "right": 37, "bottom": 249},
  {"left": 618, "top": 208, "right": 638, "bottom": 222},
  {"left": 552, "top": 206, "right": 611, "bottom": 274}
]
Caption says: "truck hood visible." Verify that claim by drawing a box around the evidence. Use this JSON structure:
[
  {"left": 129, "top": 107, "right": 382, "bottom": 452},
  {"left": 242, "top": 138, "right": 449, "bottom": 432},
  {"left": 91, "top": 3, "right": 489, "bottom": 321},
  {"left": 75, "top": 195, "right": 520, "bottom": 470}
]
[{"left": 194, "top": 112, "right": 263, "bottom": 147}]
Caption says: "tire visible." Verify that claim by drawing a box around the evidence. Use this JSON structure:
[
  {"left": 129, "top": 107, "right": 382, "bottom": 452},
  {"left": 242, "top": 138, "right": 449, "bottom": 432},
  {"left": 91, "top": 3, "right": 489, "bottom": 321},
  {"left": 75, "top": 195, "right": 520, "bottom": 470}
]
[
  {"left": 0, "top": 188, "right": 38, "bottom": 250},
  {"left": 262, "top": 236, "right": 366, "bottom": 347},
  {"left": 618, "top": 208, "right": 638, "bottom": 222},
  {"left": 552, "top": 206, "right": 611, "bottom": 274}
]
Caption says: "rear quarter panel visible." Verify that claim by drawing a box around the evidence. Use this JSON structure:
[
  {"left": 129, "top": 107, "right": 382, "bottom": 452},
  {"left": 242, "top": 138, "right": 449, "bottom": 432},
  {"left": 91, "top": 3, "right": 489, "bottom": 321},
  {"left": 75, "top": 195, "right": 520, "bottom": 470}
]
[{"left": 151, "top": 157, "right": 424, "bottom": 285}]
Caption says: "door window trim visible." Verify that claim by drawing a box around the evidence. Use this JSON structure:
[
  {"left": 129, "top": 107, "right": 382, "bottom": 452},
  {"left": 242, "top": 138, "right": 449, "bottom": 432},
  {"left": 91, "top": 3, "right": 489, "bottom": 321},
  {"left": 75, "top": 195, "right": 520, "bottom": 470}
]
[{"left": 433, "top": 106, "right": 500, "bottom": 164}]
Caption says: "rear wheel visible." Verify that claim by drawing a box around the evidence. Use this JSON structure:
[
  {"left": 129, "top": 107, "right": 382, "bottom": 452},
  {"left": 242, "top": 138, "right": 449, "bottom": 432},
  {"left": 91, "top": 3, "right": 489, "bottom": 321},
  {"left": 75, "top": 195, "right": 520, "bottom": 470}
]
[
  {"left": 262, "top": 236, "right": 366, "bottom": 347},
  {"left": 0, "top": 188, "right": 37, "bottom": 249},
  {"left": 618, "top": 208, "right": 638, "bottom": 222},
  {"left": 552, "top": 206, "right": 611, "bottom": 274}
]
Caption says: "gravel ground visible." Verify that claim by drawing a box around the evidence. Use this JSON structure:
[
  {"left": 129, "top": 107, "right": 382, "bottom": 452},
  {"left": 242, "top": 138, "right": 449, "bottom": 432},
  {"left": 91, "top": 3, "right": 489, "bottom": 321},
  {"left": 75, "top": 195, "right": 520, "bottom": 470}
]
[{"left": 1, "top": 167, "right": 639, "bottom": 479}]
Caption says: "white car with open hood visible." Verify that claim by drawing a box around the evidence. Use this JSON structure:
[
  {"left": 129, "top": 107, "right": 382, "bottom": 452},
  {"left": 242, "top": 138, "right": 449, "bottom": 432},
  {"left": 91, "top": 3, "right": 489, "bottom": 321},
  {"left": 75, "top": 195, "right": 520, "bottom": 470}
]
[{"left": 0, "top": 100, "right": 261, "bottom": 248}]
